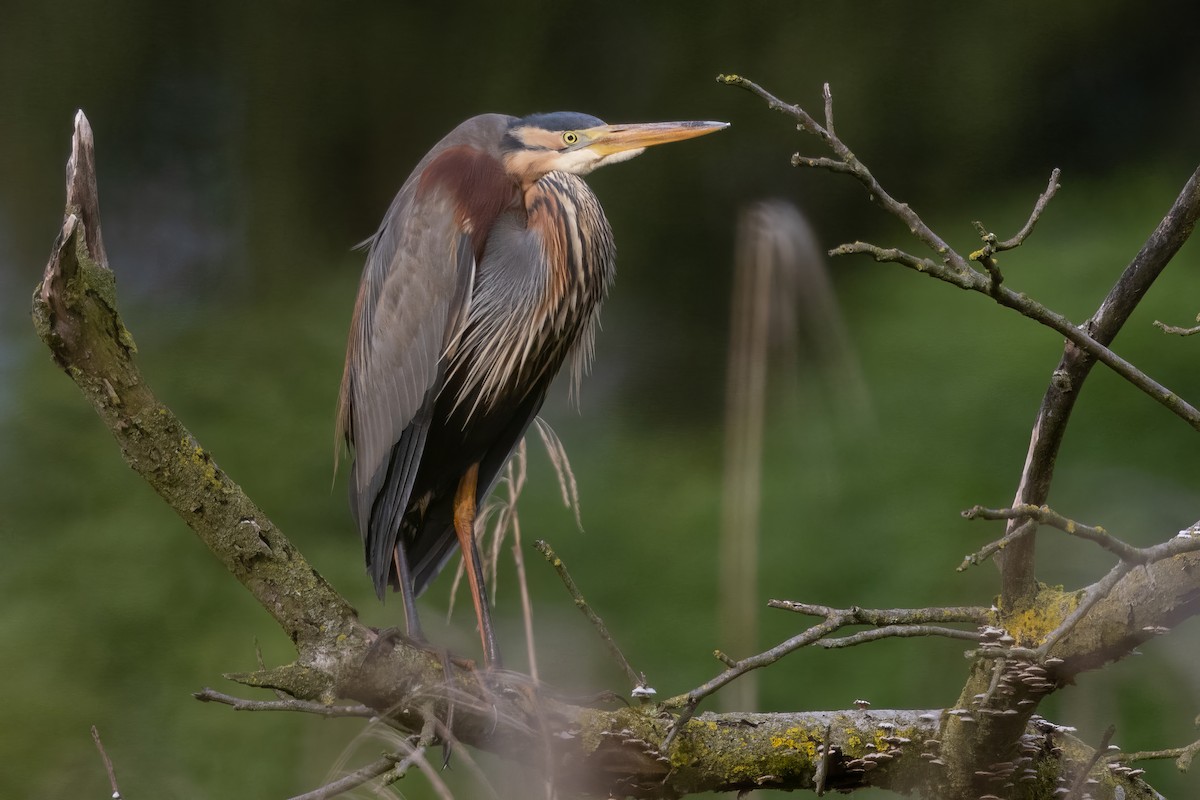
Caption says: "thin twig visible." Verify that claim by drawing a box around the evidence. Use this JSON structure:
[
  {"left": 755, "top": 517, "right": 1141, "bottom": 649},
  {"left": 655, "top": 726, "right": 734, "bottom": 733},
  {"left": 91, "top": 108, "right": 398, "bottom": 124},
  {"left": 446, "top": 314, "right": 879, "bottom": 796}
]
[
  {"left": 821, "top": 83, "right": 835, "bottom": 138},
  {"left": 829, "top": 242, "right": 940, "bottom": 274},
  {"left": 958, "top": 519, "right": 1038, "bottom": 571},
  {"left": 815, "top": 624, "right": 983, "bottom": 648},
  {"left": 970, "top": 223, "right": 1007, "bottom": 298},
  {"left": 1067, "top": 724, "right": 1116, "bottom": 800},
  {"left": 842, "top": 235, "right": 1200, "bottom": 429},
  {"left": 193, "top": 688, "right": 375, "bottom": 717},
  {"left": 965, "top": 504, "right": 1200, "bottom": 566},
  {"left": 286, "top": 753, "right": 405, "bottom": 800},
  {"left": 813, "top": 723, "right": 833, "bottom": 796},
  {"left": 718, "top": 73, "right": 974, "bottom": 277},
  {"left": 1154, "top": 316, "right": 1200, "bottom": 336},
  {"left": 713, "top": 650, "right": 738, "bottom": 668},
  {"left": 662, "top": 613, "right": 846, "bottom": 751},
  {"left": 1037, "top": 562, "right": 1133, "bottom": 656},
  {"left": 91, "top": 725, "right": 122, "bottom": 800},
  {"left": 1110, "top": 737, "right": 1200, "bottom": 771},
  {"left": 969, "top": 169, "right": 1064, "bottom": 295},
  {"left": 768, "top": 601, "right": 992, "bottom": 626},
  {"left": 534, "top": 539, "right": 646, "bottom": 693},
  {"left": 996, "top": 169, "right": 1063, "bottom": 250}
]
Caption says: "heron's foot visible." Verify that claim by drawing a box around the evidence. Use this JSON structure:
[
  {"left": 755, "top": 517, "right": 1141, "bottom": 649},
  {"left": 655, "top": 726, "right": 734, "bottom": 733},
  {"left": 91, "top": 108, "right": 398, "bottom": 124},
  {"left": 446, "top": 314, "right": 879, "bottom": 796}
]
[{"left": 361, "top": 625, "right": 428, "bottom": 668}]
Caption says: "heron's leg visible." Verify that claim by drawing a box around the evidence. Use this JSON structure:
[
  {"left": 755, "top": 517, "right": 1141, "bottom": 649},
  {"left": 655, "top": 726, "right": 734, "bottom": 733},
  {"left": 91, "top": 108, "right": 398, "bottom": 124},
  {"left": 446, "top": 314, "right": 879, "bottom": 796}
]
[
  {"left": 453, "top": 462, "right": 501, "bottom": 668},
  {"left": 392, "top": 544, "right": 425, "bottom": 642}
]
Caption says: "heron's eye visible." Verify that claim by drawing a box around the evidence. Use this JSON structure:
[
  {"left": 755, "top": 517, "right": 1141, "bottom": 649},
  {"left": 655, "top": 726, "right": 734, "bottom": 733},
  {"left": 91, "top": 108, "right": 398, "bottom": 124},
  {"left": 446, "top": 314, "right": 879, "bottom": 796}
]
[{"left": 562, "top": 131, "right": 579, "bottom": 146}]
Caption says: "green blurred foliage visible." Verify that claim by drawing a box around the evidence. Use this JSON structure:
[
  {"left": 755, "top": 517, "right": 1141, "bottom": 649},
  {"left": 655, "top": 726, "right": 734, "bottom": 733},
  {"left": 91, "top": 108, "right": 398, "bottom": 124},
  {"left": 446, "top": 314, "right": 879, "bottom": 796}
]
[{"left": 2, "top": 1, "right": 1199, "bottom": 798}]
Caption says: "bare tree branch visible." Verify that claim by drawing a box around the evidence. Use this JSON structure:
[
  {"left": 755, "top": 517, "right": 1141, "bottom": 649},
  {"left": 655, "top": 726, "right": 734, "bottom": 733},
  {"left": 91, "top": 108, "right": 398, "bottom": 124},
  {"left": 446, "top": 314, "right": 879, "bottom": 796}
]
[
  {"left": 816, "top": 625, "right": 982, "bottom": 649},
  {"left": 1111, "top": 736, "right": 1200, "bottom": 772},
  {"left": 958, "top": 519, "right": 1037, "bottom": 572},
  {"left": 965, "top": 504, "right": 1200, "bottom": 566},
  {"left": 719, "top": 71, "right": 1200, "bottom": 640},
  {"left": 193, "top": 688, "right": 375, "bottom": 718},
  {"left": 285, "top": 753, "right": 408, "bottom": 800},
  {"left": 1154, "top": 315, "right": 1200, "bottom": 336},
  {"left": 1000, "top": 162, "right": 1200, "bottom": 602},
  {"left": 1066, "top": 724, "right": 1116, "bottom": 800},
  {"left": 717, "top": 75, "right": 1200, "bottom": 799},
  {"left": 994, "top": 169, "right": 1063, "bottom": 251},
  {"left": 90, "top": 725, "right": 123, "bottom": 800},
  {"left": 662, "top": 602, "right": 991, "bottom": 748},
  {"left": 534, "top": 539, "right": 650, "bottom": 696}
]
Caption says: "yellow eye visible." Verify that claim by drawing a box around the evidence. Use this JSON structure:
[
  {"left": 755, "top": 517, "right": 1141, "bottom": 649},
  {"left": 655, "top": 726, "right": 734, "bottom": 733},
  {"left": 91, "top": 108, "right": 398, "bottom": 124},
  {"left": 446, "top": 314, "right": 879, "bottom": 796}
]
[{"left": 562, "top": 131, "right": 579, "bottom": 146}]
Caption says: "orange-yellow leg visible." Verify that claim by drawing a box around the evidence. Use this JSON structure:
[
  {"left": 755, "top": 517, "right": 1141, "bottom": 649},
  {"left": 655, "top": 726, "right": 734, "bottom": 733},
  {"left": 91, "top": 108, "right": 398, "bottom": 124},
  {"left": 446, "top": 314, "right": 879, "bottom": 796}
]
[{"left": 453, "top": 462, "right": 501, "bottom": 668}]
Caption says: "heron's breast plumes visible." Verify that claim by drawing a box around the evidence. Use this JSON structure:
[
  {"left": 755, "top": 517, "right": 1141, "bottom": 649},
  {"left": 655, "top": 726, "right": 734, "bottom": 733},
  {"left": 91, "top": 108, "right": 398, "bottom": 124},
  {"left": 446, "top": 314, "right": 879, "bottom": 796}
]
[{"left": 443, "top": 171, "right": 615, "bottom": 421}]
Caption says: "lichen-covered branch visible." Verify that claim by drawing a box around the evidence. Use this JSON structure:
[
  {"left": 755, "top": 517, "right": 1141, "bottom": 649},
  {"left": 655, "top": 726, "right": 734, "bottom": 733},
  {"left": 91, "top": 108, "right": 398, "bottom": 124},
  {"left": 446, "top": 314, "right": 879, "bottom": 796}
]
[{"left": 662, "top": 603, "right": 992, "bottom": 748}]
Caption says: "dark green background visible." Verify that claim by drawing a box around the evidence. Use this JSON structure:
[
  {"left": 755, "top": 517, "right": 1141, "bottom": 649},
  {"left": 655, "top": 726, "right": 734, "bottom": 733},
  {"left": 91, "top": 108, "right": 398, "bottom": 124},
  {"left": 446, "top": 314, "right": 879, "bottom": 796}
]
[{"left": 2, "top": 2, "right": 1199, "bottom": 797}]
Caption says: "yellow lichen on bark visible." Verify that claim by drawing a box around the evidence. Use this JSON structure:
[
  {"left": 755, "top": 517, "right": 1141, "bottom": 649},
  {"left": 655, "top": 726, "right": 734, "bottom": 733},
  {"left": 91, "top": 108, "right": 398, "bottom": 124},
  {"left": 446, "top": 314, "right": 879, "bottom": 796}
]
[{"left": 999, "top": 583, "right": 1082, "bottom": 646}]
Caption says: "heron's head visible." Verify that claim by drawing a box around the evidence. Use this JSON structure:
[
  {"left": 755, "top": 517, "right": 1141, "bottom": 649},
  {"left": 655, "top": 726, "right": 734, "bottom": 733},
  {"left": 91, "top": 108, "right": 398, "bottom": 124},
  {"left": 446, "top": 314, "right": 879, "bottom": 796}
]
[{"left": 502, "top": 111, "right": 728, "bottom": 184}]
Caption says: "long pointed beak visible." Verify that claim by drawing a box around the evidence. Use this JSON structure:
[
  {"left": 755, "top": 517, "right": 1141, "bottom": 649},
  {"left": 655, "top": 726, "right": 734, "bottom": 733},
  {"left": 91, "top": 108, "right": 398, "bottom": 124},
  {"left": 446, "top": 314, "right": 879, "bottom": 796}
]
[{"left": 583, "top": 120, "right": 729, "bottom": 156}]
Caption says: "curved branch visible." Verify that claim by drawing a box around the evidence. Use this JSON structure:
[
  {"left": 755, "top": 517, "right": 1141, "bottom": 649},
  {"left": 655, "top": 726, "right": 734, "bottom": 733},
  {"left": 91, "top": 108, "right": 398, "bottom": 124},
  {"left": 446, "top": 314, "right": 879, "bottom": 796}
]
[{"left": 33, "top": 112, "right": 363, "bottom": 677}]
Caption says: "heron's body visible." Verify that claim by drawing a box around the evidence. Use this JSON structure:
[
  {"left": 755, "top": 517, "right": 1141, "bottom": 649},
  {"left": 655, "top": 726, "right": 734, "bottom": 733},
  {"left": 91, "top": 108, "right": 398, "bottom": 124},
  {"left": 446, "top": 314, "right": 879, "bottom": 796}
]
[{"left": 337, "top": 112, "right": 726, "bottom": 666}]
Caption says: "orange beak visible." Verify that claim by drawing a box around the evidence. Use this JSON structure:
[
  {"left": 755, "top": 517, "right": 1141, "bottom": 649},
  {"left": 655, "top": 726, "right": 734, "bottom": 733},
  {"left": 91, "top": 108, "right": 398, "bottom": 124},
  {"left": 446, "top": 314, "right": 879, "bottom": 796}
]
[{"left": 582, "top": 120, "right": 730, "bottom": 156}]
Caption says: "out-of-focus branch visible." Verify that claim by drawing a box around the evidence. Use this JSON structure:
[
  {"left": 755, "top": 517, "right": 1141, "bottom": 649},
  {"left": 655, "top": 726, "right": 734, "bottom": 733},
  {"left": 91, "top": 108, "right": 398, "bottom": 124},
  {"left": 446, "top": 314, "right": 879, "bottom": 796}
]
[
  {"left": 286, "top": 753, "right": 414, "bottom": 800},
  {"left": 90, "top": 726, "right": 122, "bottom": 800},
  {"left": 193, "top": 688, "right": 376, "bottom": 718},
  {"left": 1111, "top": 734, "right": 1200, "bottom": 772},
  {"left": 535, "top": 538, "right": 650, "bottom": 696}
]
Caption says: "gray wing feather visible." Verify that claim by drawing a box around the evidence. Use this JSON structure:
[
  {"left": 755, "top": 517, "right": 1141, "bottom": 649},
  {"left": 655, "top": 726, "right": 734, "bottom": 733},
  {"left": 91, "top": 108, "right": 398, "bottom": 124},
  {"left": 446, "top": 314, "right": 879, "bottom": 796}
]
[{"left": 341, "top": 183, "right": 474, "bottom": 581}]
